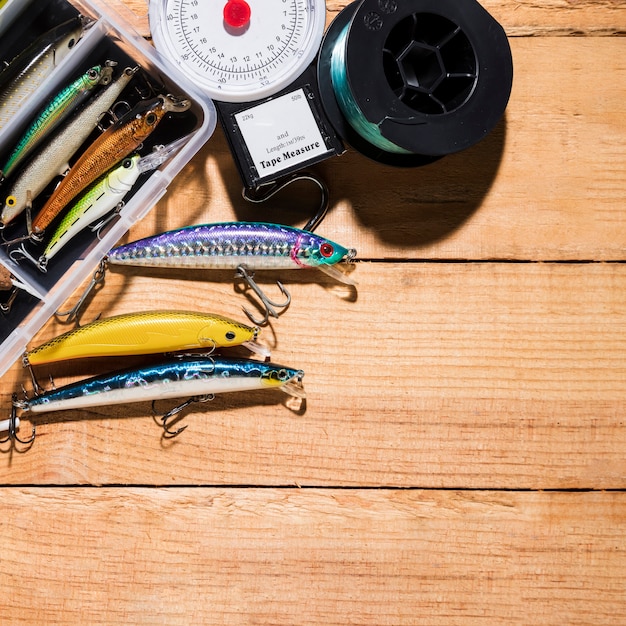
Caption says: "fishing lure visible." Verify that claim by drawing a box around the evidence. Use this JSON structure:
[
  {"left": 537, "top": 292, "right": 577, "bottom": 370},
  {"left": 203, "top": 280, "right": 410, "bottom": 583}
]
[
  {"left": 18, "top": 139, "right": 187, "bottom": 269},
  {"left": 3, "top": 357, "right": 305, "bottom": 444},
  {"left": 106, "top": 221, "right": 357, "bottom": 324},
  {"left": 108, "top": 221, "right": 356, "bottom": 277},
  {"left": 30, "top": 93, "right": 191, "bottom": 238},
  {"left": 0, "top": 66, "right": 137, "bottom": 229},
  {"left": 23, "top": 309, "right": 267, "bottom": 367},
  {"left": 0, "top": 64, "right": 112, "bottom": 181},
  {"left": 0, "top": 17, "right": 86, "bottom": 129}
]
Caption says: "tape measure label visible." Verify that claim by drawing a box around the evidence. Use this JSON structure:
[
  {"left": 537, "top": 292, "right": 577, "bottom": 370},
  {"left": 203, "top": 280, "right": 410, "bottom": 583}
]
[{"left": 234, "top": 89, "right": 329, "bottom": 179}]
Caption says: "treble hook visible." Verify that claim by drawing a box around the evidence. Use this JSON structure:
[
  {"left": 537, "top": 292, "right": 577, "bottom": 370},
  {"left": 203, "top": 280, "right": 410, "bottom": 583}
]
[
  {"left": 96, "top": 100, "right": 132, "bottom": 132},
  {"left": 9, "top": 243, "right": 46, "bottom": 272},
  {"left": 55, "top": 258, "right": 107, "bottom": 325},
  {"left": 235, "top": 264, "right": 291, "bottom": 326},
  {"left": 242, "top": 171, "right": 329, "bottom": 233},
  {"left": 153, "top": 394, "right": 214, "bottom": 438},
  {"left": 0, "top": 394, "right": 36, "bottom": 449},
  {"left": 91, "top": 203, "right": 123, "bottom": 240}
]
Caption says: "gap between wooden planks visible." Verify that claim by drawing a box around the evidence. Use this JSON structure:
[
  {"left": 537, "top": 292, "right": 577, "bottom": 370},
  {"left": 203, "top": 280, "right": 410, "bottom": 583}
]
[
  {"left": 85, "top": 36, "right": 626, "bottom": 261},
  {"left": 0, "top": 487, "right": 624, "bottom": 625},
  {"left": 1, "top": 263, "right": 623, "bottom": 488},
  {"left": 0, "top": 2, "right": 622, "bottom": 623}
]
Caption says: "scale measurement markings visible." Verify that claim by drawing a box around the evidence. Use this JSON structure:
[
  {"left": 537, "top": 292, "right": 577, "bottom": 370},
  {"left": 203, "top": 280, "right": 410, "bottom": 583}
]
[
  {"left": 155, "top": 0, "right": 325, "bottom": 101},
  {"left": 167, "top": 0, "right": 304, "bottom": 81}
]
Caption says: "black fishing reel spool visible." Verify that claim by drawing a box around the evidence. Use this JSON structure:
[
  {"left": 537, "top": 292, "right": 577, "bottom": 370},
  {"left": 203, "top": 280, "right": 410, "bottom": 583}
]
[{"left": 317, "top": 0, "right": 514, "bottom": 166}]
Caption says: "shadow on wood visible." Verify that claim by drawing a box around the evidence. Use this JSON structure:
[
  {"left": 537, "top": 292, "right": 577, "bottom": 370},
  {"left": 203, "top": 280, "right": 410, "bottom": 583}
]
[{"left": 322, "top": 115, "right": 508, "bottom": 249}]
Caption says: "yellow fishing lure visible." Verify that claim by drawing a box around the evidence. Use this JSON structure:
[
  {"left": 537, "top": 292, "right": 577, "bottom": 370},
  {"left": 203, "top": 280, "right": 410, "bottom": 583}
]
[{"left": 24, "top": 310, "right": 267, "bottom": 366}]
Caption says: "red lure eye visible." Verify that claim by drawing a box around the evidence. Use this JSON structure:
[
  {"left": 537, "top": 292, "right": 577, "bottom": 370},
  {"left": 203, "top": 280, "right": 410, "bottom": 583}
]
[{"left": 320, "top": 243, "right": 334, "bottom": 258}]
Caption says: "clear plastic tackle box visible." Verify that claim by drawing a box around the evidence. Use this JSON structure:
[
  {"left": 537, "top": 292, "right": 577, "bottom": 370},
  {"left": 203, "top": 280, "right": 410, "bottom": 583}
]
[{"left": 0, "top": 0, "right": 217, "bottom": 378}]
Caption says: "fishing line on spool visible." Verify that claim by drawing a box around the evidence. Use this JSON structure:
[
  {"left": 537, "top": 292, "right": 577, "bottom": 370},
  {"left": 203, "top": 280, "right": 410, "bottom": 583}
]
[
  {"left": 317, "top": 0, "right": 514, "bottom": 167},
  {"left": 329, "top": 23, "right": 411, "bottom": 156}
]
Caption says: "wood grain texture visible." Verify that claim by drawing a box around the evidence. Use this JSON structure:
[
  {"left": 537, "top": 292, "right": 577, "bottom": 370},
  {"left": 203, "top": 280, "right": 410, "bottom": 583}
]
[
  {"left": 72, "top": 38, "right": 626, "bottom": 261},
  {"left": 1, "top": 263, "right": 624, "bottom": 488},
  {"left": 1, "top": 488, "right": 625, "bottom": 625},
  {"left": 0, "top": 1, "right": 623, "bottom": 623},
  {"left": 120, "top": 0, "right": 626, "bottom": 37}
]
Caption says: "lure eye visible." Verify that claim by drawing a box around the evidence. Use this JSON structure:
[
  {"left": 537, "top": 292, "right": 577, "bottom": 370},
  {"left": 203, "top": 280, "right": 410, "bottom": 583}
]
[
  {"left": 225, "top": 331, "right": 236, "bottom": 341},
  {"left": 68, "top": 38, "right": 76, "bottom": 49},
  {"left": 88, "top": 69, "right": 98, "bottom": 80},
  {"left": 123, "top": 158, "right": 133, "bottom": 168},
  {"left": 6, "top": 196, "right": 16, "bottom": 207},
  {"left": 320, "top": 242, "right": 334, "bottom": 258},
  {"left": 146, "top": 112, "right": 157, "bottom": 126},
  {"left": 277, "top": 369, "right": 289, "bottom": 381}
]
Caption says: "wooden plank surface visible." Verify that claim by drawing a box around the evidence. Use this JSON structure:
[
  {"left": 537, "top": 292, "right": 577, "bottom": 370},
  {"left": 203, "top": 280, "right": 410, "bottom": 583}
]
[
  {"left": 0, "top": 0, "right": 624, "bottom": 623},
  {"left": 1, "top": 488, "right": 625, "bottom": 625},
  {"left": 80, "top": 37, "right": 626, "bottom": 261},
  {"left": 1, "top": 263, "right": 625, "bottom": 488},
  {"left": 123, "top": 0, "right": 626, "bottom": 37}
]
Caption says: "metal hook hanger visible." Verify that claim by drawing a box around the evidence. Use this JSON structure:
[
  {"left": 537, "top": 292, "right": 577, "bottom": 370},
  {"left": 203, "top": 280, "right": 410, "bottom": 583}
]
[
  {"left": 235, "top": 264, "right": 291, "bottom": 326},
  {"left": 153, "top": 394, "right": 214, "bottom": 438},
  {"left": 242, "top": 170, "right": 329, "bottom": 233}
]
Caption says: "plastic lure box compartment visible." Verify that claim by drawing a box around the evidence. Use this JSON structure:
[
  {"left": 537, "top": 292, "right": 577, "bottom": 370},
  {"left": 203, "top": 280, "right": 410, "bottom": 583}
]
[{"left": 0, "top": 0, "right": 217, "bottom": 378}]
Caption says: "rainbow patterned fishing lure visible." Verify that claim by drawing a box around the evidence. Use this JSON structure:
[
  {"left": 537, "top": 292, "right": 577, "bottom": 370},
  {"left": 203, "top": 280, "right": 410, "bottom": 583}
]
[
  {"left": 23, "top": 309, "right": 267, "bottom": 367},
  {"left": 3, "top": 357, "right": 305, "bottom": 444},
  {"left": 108, "top": 221, "right": 357, "bottom": 279},
  {"left": 106, "top": 221, "right": 357, "bottom": 324}
]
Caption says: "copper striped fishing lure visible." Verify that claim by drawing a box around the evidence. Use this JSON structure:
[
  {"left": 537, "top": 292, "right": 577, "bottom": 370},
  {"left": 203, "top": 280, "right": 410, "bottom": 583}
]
[
  {"left": 0, "top": 66, "right": 137, "bottom": 229},
  {"left": 23, "top": 310, "right": 268, "bottom": 369},
  {"left": 30, "top": 93, "right": 191, "bottom": 237},
  {"left": 106, "top": 221, "right": 357, "bottom": 324}
]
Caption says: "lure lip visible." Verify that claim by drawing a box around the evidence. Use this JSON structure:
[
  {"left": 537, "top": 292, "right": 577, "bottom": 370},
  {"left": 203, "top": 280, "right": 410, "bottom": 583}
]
[{"left": 281, "top": 371, "right": 307, "bottom": 399}]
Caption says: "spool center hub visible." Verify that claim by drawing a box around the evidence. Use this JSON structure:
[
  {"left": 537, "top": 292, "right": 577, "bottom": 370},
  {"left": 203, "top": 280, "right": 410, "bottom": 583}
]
[{"left": 384, "top": 13, "right": 478, "bottom": 115}]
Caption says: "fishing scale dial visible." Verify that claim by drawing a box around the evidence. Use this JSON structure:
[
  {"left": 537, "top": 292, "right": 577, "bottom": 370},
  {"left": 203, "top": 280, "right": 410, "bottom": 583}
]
[{"left": 149, "top": 0, "right": 327, "bottom": 103}]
